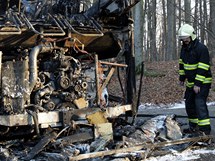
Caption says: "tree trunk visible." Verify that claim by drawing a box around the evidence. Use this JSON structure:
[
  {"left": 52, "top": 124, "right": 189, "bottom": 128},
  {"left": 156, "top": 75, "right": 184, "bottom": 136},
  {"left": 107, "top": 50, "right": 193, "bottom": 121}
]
[
  {"left": 134, "top": 0, "right": 144, "bottom": 69},
  {"left": 161, "top": 0, "right": 167, "bottom": 61},
  {"left": 208, "top": 0, "right": 215, "bottom": 60},
  {"left": 193, "top": 0, "right": 199, "bottom": 31},
  {"left": 150, "top": 0, "right": 158, "bottom": 61},
  {"left": 184, "top": 0, "right": 191, "bottom": 24},
  {"left": 146, "top": 0, "right": 151, "bottom": 61},
  {"left": 177, "top": 0, "right": 182, "bottom": 59},
  {"left": 199, "top": 0, "right": 205, "bottom": 42},
  {"left": 166, "top": 0, "right": 176, "bottom": 60},
  {"left": 173, "top": 0, "right": 177, "bottom": 59},
  {"left": 203, "top": 0, "right": 208, "bottom": 44}
]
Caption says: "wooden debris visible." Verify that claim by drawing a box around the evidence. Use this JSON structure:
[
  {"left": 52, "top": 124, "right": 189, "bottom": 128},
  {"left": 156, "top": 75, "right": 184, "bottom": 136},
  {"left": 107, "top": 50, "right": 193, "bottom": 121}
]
[
  {"left": 94, "top": 123, "right": 113, "bottom": 140},
  {"left": 71, "top": 108, "right": 101, "bottom": 119},
  {"left": 98, "top": 67, "right": 115, "bottom": 98},
  {"left": 90, "top": 123, "right": 113, "bottom": 152},
  {"left": 55, "top": 132, "right": 93, "bottom": 146},
  {"left": 90, "top": 137, "right": 110, "bottom": 152},
  {"left": 149, "top": 149, "right": 174, "bottom": 158},
  {"left": 41, "top": 152, "right": 66, "bottom": 160},
  {"left": 70, "top": 105, "right": 132, "bottom": 120},
  {"left": 99, "top": 61, "right": 128, "bottom": 67},
  {"left": 105, "top": 105, "right": 132, "bottom": 118},
  {"left": 23, "top": 130, "right": 57, "bottom": 160},
  {"left": 86, "top": 111, "right": 108, "bottom": 125},
  {"left": 68, "top": 135, "right": 213, "bottom": 161}
]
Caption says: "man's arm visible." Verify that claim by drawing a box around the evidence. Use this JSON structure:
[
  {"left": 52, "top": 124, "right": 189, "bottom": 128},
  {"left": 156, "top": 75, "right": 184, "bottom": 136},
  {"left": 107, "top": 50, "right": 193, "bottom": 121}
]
[
  {"left": 179, "top": 54, "right": 186, "bottom": 85},
  {"left": 194, "top": 45, "right": 211, "bottom": 87}
]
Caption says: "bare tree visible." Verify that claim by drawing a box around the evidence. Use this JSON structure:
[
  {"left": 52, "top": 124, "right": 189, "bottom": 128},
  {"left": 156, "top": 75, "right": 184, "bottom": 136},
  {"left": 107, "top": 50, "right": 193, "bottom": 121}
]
[
  {"left": 161, "top": 0, "right": 167, "bottom": 61},
  {"left": 184, "top": 0, "right": 191, "bottom": 23},
  {"left": 208, "top": 0, "right": 215, "bottom": 59},
  {"left": 134, "top": 0, "right": 145, "bottom": 69},
  {"left": 193, "top": 0, "right": 199, "bottom": 31},
  {"left": 151, "top": 0, "right": 158, "bottom": 61},
  {"left": 173, "top": 0, "right": 177, "bottom": 59},
  {"left": 199, "top": 0, "right": 205, "bottom": 42},
  {"left": 146, "top": 0, "right": 150, "bottom": 61},
  {"left": 133, "top": 0, "right": 214, "bottom": 62},
  {"left": 146, "top": 0, "right": 158, "bottom": 61},
  {"left": 166, "top": 0, "right": 176, "bottom": 60},
  {"left": 177, "top": 0, "right": 182, "bottom": 58}
]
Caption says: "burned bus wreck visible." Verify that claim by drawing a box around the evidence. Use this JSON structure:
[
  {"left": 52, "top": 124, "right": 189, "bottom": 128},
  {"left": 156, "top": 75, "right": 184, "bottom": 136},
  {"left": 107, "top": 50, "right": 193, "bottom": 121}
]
[{"left": 0, "top": 0, "right": 139, "bottom": 139}]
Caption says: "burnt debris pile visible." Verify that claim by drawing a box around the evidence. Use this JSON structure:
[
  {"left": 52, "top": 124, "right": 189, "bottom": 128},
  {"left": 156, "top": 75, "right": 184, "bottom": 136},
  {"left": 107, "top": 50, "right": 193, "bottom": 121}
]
[{"left": 0, "top": 114, "right": 213, "bottom": 161}]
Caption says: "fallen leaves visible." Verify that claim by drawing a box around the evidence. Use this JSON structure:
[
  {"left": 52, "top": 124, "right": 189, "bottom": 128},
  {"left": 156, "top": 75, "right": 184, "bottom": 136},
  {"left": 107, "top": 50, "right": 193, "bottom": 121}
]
[{"left": 109, "top": 59, "right": 215, "bottom": 105}]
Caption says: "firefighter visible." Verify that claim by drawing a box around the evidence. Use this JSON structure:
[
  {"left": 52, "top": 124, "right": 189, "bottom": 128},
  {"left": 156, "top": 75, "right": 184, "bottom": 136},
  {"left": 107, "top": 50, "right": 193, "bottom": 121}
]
[{"left": 178, "top": 24, "right": 212, "bottom": 135}]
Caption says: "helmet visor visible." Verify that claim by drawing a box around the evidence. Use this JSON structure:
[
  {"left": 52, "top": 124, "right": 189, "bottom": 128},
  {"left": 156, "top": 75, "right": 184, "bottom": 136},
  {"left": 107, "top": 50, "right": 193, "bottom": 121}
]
[{"left": 178, "top": 35, "right": 190, "bottom": 41}]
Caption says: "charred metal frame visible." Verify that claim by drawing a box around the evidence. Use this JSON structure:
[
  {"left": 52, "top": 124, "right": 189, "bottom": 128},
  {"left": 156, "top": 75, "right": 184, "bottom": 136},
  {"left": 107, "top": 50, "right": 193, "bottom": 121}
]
[{"left": 0, "top": 0, "right": 139, "bottom": 138}]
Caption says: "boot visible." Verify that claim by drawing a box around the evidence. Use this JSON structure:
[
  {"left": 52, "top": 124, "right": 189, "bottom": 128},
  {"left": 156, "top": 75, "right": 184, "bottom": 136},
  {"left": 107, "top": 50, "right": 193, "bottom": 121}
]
[
  {"left": 183, "top": 126, "right": 199, "bottom": 134},
  {"left": 199, "top": 125, "right": 211, "bottom": 135}
]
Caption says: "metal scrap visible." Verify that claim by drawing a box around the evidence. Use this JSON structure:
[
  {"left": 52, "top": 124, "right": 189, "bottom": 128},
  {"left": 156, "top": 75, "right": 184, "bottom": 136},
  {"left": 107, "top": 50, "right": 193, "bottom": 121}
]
[
  {"left": 23, "top": 130, "right": 57, "bottom": 160},
  {"left": 68, "top": 135, "right": 214, "bottom": 161},
  {"left": 54, "top": 132, "right": 94, "bottom": 147}
]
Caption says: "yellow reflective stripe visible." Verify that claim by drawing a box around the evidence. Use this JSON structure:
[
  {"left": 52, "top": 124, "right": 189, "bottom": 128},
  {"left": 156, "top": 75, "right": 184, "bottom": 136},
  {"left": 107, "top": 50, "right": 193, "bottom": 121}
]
[
  {"left": 186, "top": 81, "right": 194, "bottom": 88},
  {"left": 203, "top": 77, "right": 212, "bottom": 84},
  {"left": 198, "top": 62, "right": 210, "bottom": 70},
  {"left": 189, "top": 118, "right": 198, "bottom": 124},
  {"left": 179, "top": 70, "right": 185, "bottom": 75},
  {"left": 186, "top": 78, "right": 211, "bottom": 87},
  {"left": 198, "top": 119, "right": 210, "bottom": 126},
  {"left": 184, "top": 63, "right": 198, "bottom": 70},
  {"left": 179, "top": 59, "right": 184, "bottom": 64},
  {"left": 195, "top": 74, "right": 205, "bottom": 82}
]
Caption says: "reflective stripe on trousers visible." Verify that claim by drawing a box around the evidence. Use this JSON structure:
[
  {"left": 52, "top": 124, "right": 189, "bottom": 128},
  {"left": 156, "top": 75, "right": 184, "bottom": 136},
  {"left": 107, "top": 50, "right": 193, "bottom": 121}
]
[{"left": 184, "top": 86, "right": 211, "bottom": 131}]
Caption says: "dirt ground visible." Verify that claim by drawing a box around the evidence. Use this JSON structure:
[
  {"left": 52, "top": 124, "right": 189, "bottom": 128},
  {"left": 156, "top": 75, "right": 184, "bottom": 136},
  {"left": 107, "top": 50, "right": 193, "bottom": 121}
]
[
  {"left": 109, "top": 59, "right": 215, "bottom": 105},
  {"left": 141, "top": 59, "right": 215, "bottom": 104}
]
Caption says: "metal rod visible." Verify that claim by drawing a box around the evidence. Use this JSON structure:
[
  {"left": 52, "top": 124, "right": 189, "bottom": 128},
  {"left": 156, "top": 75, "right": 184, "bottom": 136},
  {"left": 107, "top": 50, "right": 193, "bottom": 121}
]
[
  {"left": 95, "top": 54, "right": 100, "bottom": 106},
  {"left": 62, "top": 16, "right": 104, "bottom": 37},
  {"left": 132, "top": 61, "right": 144, "bottom": 124}
]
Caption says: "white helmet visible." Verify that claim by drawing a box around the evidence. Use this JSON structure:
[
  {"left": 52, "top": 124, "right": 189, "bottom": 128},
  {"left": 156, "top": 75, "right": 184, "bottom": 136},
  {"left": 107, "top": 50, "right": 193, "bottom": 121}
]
[{"left": 178, "top": 24, "right": 196, "bottom": 41}]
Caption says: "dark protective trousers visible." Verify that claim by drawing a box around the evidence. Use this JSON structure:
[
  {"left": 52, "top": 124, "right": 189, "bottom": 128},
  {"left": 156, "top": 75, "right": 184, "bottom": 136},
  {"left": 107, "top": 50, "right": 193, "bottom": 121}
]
[{"left": 184, "top": 86, "right": 211, "bottom": 132}]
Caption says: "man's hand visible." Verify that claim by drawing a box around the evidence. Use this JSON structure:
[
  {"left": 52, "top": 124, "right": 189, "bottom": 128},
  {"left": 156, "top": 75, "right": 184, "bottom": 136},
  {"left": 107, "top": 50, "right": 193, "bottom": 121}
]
[{"left": 193, "top": 85, "right": 200, "bottom": 94}]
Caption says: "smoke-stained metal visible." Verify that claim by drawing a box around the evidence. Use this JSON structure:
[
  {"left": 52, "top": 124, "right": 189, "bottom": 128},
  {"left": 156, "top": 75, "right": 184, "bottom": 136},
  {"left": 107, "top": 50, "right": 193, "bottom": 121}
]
[
  {"left": 29, "top": 44, "right": 53, "bottom": 92},
  {"left": 0, "top": 0, "right": 139, "bottom": 138}
]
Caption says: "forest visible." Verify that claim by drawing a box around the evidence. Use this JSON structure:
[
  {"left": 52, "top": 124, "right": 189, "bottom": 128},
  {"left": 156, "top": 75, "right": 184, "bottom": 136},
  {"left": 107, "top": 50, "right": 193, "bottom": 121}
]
[
  {"left": 133, "top": 0, "right": 215, "bottom": 64},
  {"left": 128, "top": 0, "right": 215, "bottom": 105}
]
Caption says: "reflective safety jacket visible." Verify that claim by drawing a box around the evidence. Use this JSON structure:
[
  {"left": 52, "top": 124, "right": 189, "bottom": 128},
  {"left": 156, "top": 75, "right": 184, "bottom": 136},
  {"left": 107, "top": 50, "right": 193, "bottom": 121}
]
[{"left": 179, "top": 39, "right": 212, "bottom": 88}]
